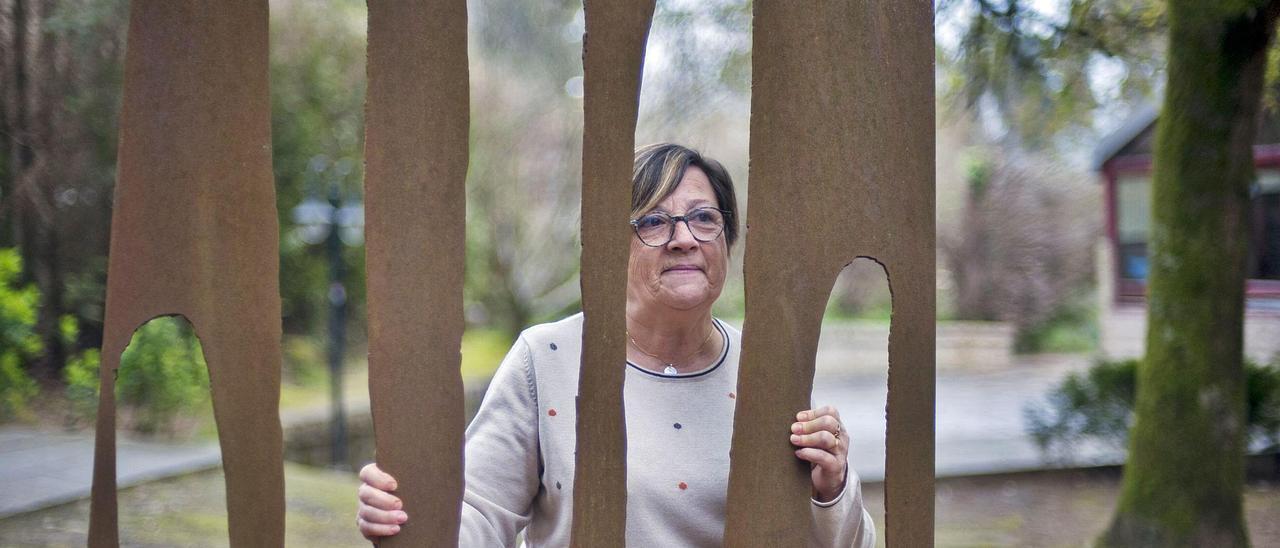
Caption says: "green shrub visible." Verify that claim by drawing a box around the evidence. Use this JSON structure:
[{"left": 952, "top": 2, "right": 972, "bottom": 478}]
[
  {"left": 0, "top": 248, "right": 41, "bottom": 421},
  {"left": 61, "top": 313, "right": 106, "bottom": 426},
  {"left": 1025, "top": 356, "right": 1280, "bottom": 461},
  {"left": 0, "top": 353, "right": 39, "bottom": 421},
  {"left": 118, "top": 317, "right": 210, "bottom": 434},
  {"left": 1012, "top": 292, "right": 1098, "bottom": 354},
  {"left": 1247, "top": 360, "right": 1280, "bottom": 447},
  {"left": 65, "top": 316, "right": 210, "bottom": 434},
  {"left": 63, "top": 346, "right": 101, "bottom": 426}
]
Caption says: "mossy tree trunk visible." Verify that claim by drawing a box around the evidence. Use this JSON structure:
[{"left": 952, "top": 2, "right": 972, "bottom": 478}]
[{"left": 1100, "top": 2, "right": 1280, "bottom": 546}]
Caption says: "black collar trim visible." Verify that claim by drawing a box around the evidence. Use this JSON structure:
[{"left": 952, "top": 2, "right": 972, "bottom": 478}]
[{"left": 626, "top": 318, "right": 729, "bottom": 379}]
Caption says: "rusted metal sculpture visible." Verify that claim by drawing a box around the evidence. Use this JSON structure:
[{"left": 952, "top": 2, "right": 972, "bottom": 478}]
[
  {"left": 364, "top": 1, "right": 470, "bottom": 546},
  {"left": 570, "top": 1, "right": 658, "bottom": 546},
  {"left": 724, "top": 2, "right": 936, "bottom": 546},
  {"left": 88, "top": 1, "right": 284, "bottom": 546}
]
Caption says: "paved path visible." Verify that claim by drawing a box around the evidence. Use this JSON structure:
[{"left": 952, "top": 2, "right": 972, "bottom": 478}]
[
  {"left": 2, "top": 354, "right": 1104, "bottom": 519},
  {"left": 814, "top": 354, "right": 1119, "bottom": 482},
  {"left": 0, "top": 428, "right": 221, "bottom": 518}
]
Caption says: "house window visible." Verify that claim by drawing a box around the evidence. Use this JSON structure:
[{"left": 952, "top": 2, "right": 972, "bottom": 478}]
[
  {"left": 1116, "top": 175, "right": 1150, "bottom": 280},
  {"left": 1117, "top": 169, "right": 1280, "bottom": 282},
  {"left": 1249, "top": 169, "right": 1280, "bottom": 280}
]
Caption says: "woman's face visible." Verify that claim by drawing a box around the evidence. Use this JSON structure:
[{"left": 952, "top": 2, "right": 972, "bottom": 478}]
[{"left": 627, "top": 166, "right": 729, "bottom": 313}]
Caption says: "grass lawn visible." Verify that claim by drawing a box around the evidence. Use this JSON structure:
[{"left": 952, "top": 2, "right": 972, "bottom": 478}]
[
  {"left": 0, "top": 463, "right": 365, "bottom": 547},
  {"left": 3, "top": 465, "right": 1278, "bottom": 546},
  {"left": 0, "top": 330, "right": 522, "bottom": 547}
]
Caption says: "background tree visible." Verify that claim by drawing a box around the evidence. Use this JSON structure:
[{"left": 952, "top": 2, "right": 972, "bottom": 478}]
[
  {"left": 941, "top": 149, "right": 1099, "bottom": 351},
  {"left": 938, "top": 0, "right": 1166, "bottom": 150},
  {"left": 1101, "top": 2, "right": 1278, "bottom": 545},
  {"left": 935, "top": 0, "right": 1147, "bottom": 349},
  {"left": 2, "top": 0, "right": 373, "bottom": 376},
  {"left": 464, "top": 0, "right": 586, "bottom": 336},
  {"left": 942, "top": 0, "right": 1279, "bottom": 543},
  {"left": 1, "top": 0, "right": 128, "bottom": 379}
]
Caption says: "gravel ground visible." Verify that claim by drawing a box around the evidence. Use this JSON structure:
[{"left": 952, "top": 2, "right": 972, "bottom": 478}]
[{"left": 2, "top": 465, "right": 1277, "bottom": 547}]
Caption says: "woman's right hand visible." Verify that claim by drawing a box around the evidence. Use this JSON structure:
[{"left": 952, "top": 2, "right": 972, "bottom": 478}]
[{"left": 357, "top": 463, "right": 408, "bottom": 540}]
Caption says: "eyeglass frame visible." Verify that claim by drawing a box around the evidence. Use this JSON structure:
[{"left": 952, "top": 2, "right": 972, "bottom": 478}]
[{"left": 628, "top": 206, "right": 732, "bottom": 248}]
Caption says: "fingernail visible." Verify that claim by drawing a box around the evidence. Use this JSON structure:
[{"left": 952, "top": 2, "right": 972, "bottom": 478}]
[
  {"left": 389, "top": 482, "right": 398, "bottom": 491},
  {"left": 790, "top": 434, "right": 800, "bottom": 443},
  {"left": 797, "top": 411, "right": 807, "bottom": 420},
  {"left": 392, "top": 525, "right": 401, "bottom": 533},
  {"left": 393, "top": 498, "right": 402, "bottom": 509},
  {"left": 396, "top": 511, "right": 407, "bottom": 523},
  {"left": 791, "top": 423, "right": 802, "bottom": 434}
]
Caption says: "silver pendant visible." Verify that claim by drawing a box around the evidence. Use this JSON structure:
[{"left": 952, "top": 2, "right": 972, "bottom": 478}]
[{"left": 664, "top": 364, "right": 678, "bottom": 375}]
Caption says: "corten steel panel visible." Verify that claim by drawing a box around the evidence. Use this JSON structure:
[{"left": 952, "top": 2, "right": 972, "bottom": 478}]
[
  {"left": 570, "top": 1, "right": 656, "bottom": 546},
  {"left": 364, "top": 1, "right": 469, "bottom": 546},
  {"left": 724, "top": 2, "right": 935, "bottom": 547},
  {"left": 87, "top": 1, "right": 284, "bottom": 547}
]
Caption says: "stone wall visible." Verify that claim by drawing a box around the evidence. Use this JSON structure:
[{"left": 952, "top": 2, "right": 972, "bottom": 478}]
[
  {"left": 722, "top": 319, "right": 1015, "bottom": 377},
  {"left": 1100, "top": 305, "right": 1280, "bottom": 363}
]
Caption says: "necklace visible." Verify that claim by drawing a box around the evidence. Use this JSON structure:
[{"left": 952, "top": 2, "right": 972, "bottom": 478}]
[{"left": 627, "top": 323, "right": 716, "bottom": 375}]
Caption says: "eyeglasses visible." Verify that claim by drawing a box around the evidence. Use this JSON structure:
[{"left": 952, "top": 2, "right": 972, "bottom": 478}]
[{"left": 629, "top": 207, "right": 729, "bottom": 247}]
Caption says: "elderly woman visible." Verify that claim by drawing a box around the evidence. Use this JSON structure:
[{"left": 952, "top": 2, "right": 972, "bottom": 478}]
[{"left": 357, "top": 143, "right": 875, "bottom": 547}]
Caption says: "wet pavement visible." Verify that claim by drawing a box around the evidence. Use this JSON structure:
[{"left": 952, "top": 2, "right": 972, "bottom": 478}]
[
  {"left": 812, "top": 354, "right": 1116, "bottom": 482},
  {"left": 0, "top": 428, "right": 220, "bottom": 518}
]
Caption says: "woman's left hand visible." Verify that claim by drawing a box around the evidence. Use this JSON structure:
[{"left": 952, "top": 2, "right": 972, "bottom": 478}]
[{"left": 790, "top": 405, "right": 848, "bottom": 503}]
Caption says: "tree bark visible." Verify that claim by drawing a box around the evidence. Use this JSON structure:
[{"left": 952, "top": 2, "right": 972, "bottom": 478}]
[
  {"left": 0, "top": 0, "right": 13, "bottom": 244},
  {"left": 4, "top": 0, "right": 33, "bottom": 254},
  {"left": 1100, "top": 2, "right": 1280, "bottom": 546}
]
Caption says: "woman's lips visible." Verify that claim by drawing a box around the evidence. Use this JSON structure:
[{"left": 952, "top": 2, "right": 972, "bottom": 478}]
[{"left": 664, "top": 265, "right": 703, "bottom": 273}]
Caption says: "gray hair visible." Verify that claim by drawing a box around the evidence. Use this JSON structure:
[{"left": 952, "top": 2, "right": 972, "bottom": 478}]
[{"left": 631, "top": 143, "right": 740, "bottom": 248}]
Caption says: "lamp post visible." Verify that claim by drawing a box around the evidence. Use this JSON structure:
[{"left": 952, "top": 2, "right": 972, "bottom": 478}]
[{"left": 292, "top": 156, "right": 363, "bottom": 469}]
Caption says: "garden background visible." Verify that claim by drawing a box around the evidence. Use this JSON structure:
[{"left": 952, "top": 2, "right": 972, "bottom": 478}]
[{"left": 2, "top": 0, "right": 1278, "bottom": 546}]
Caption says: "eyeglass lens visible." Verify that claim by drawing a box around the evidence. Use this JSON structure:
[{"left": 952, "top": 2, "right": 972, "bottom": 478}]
[{"left": 633, "top": 208, "right": 725, "bottom": 246}]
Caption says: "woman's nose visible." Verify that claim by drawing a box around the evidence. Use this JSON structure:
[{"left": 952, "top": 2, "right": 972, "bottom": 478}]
[{"left": 666, "top": 219, "right": 700, "bottom": 250}]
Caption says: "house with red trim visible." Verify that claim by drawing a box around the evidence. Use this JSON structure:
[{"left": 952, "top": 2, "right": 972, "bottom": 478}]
[{"left": 1093, "top": 105, "right": 1280, "bottom": 362}]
